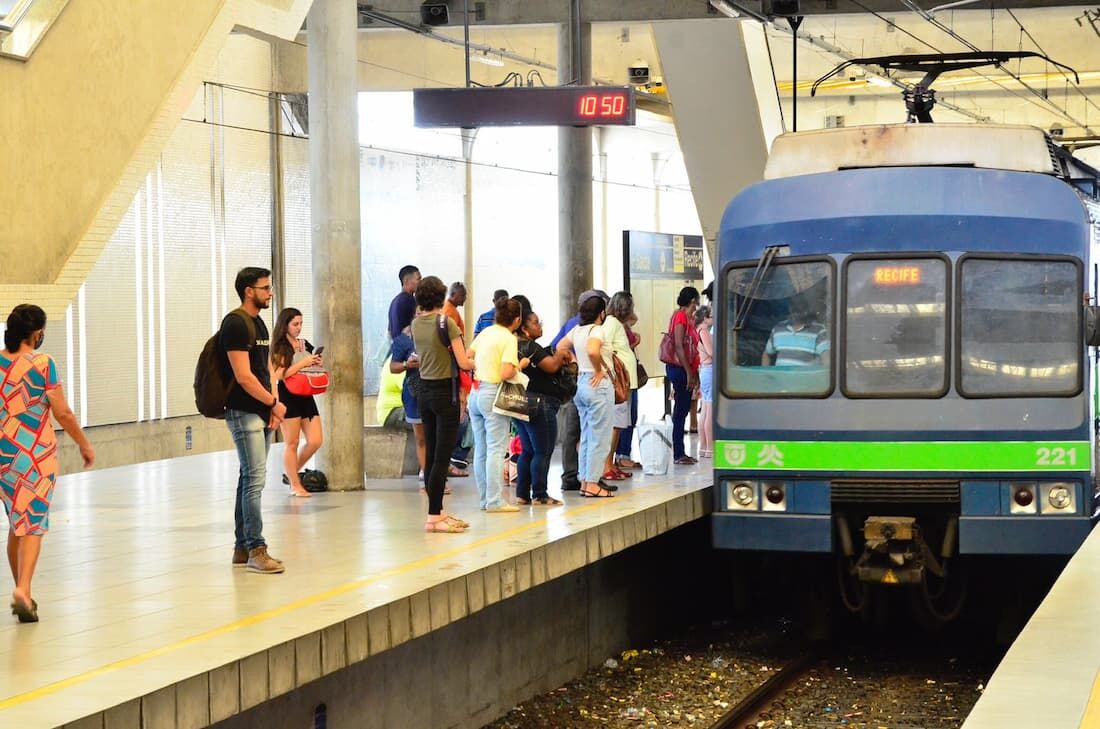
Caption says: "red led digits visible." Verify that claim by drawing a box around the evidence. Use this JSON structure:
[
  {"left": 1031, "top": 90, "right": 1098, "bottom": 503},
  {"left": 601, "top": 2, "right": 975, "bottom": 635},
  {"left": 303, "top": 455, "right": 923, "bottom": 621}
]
[{"left": 578, "top": 93, "right": 627, "bottom": 118}]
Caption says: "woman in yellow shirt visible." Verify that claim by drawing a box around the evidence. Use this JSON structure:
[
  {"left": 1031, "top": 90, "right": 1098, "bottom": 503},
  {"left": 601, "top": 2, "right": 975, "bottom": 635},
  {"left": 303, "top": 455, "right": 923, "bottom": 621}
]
[{"left": 468, "top": 298, "right": 529, "bottom": 512}]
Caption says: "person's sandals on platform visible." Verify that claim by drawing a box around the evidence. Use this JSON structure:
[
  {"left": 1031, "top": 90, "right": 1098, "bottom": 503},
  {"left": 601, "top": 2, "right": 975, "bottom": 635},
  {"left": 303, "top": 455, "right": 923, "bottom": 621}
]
[
  {"left": 615, "top": 457, "right": 641, "bottom": 470},
  {"left": 425, "top": 514, "right": 469, "bottom": 532},
  {"left": 674, "top": 456, "right": 698, "bottom": 465},
  {"left": 10, "top": 592, "right": 38, "bottom": 623},
  {"left": 580, "top": 481, "right": 614, "bottom": 498}
]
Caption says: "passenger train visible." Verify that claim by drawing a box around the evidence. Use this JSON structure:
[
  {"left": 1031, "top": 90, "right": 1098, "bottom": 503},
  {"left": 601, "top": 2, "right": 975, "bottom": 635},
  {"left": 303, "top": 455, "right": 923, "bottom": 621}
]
[{"left": 712, "top": 122, "right": 1100, "bottom": 620}]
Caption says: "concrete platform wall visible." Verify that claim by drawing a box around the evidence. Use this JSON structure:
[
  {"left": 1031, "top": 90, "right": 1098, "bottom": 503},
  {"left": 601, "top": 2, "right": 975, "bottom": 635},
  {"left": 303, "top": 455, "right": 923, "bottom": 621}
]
[{"left": 209, "top": 520, "right": 720, "bottom": 729}]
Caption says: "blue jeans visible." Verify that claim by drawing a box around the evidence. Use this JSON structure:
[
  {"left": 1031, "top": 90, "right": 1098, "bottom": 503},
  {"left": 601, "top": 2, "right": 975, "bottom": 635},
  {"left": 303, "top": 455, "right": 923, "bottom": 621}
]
[
  {"left": 226, "top": 409, "right": 272, "bottom": 551},
  {"left": 515, "top": 396, "right": 560, "bottom": 500},
  {"left": 616, "top": 389, "right": 639, "bottom": 459},
  {"left": 666, "top": 365, "right": 693, "bottom": 459},
  {"left": 575, "top": 373, "right": 613, "bottom": 483},
  {"left": 469, "top": 383, "right": 511, "bottom": 509}
]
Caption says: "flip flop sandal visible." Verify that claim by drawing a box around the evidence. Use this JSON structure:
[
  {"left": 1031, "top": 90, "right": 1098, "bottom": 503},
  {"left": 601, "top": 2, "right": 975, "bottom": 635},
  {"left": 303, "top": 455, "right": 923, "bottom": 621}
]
[
  {"left": 516, "top": 497, "right": 532, "bottom": 505},
  {"left": 425, "top": 519, "right": 466, "bottom": 533},
  {"left": 443, "top": 515, "right": 469, "bottom": 529},
  {"left": 613, "top": 469, "right": 633, "bottom": 479},
  {"left": 533, "top": 496, "right": 563, "bottom": 506},
  {"left": 580, "top": 485, "right": 614, "bottom": 498},
  {"left": 602, "top": 470, "right": 625, "bottom": 481}
]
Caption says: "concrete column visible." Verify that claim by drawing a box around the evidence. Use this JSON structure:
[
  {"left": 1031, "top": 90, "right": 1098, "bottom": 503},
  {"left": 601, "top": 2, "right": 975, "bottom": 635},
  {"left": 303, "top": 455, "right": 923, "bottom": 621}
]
[
  {"left": 557, "top": 1, "right": 593, "bottom": 321},
  {"left": 462, "top": 128, "right": 478, "bottom": 339},
  {"left": 308, "top": 0, "right": 364, "bottom": 491}
]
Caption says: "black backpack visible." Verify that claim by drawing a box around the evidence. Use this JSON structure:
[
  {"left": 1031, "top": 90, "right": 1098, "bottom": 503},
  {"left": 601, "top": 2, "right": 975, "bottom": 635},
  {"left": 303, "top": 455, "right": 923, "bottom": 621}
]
[{"left": 195, "top": 309, "right": 254, "bottom": 419}]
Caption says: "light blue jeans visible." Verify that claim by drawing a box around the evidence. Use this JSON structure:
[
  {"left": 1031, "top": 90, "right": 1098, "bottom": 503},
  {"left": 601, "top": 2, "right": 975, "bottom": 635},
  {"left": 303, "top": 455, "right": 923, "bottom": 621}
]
[
  {"left": 469, "top": 383, "right": 511, "bottom": 509},
  {"left": 575, "top": 373, "right": 614, "bottom": 483},
  {"left": 226, "top": 409, "right": 273, "bottom": 551}
]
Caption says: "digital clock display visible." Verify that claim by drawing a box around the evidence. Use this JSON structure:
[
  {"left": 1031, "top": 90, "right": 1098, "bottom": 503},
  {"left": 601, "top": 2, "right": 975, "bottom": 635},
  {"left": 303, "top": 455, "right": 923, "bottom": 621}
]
[{"left": 414, "top": 86, "right": 637, "bottom": 128}]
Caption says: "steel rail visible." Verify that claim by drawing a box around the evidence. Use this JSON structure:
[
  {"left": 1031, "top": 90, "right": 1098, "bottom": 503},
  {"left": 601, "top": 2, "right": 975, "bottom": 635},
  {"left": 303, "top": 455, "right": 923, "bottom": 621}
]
[{"left": 709, "top": 648, "right": 824, "bottom": 729}]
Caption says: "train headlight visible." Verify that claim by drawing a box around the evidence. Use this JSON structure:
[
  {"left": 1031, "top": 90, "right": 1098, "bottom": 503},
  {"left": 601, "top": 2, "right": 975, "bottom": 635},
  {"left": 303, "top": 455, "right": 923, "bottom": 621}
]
[
  {"left": 725, "top": 481, "right": 757, "bottom": 510},
  {"left": 1042, "top": 482, "right": 1076, "bottom": 514},
  {"left": 1009, "top": 483, "right": 1037, "bottom": 514},
  {"left": 761, "top": 481, "right": 787, "bottom": 512}
]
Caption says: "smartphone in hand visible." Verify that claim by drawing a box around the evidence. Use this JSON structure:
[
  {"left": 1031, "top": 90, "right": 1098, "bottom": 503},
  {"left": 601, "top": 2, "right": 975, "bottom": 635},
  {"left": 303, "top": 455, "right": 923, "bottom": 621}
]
[{"left": 314, "top": 345, "right": 325, "bottom": 355}]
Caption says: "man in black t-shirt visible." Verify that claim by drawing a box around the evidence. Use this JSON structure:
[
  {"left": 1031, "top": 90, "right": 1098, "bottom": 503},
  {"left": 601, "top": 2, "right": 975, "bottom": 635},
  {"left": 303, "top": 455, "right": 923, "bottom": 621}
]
[
  {"left": 220, "top": 266, "right": 286, "bottom": 575},
  {"left": 388, "top": 265, "right": 420, "bottom": 339}
]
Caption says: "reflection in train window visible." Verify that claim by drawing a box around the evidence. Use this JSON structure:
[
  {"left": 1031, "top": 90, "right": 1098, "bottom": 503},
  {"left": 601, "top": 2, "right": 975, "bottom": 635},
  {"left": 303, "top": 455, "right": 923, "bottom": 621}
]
[
  {"left": 959, "top": 258, "right": 1080, "bottom": 397},
  {"left": 844, "top": 258, "right": 948, "bottom": 397},
  {"left": 724, "top": 259, "right": 833, "bottom": 397}
]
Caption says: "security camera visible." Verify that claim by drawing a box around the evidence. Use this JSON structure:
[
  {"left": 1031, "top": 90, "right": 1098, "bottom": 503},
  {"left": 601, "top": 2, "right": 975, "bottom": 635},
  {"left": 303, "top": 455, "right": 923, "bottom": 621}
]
[
  {"left": 420, "top": 1, "right": 449, "bottom": 25},
  {"left": 628, "top": 59, "right": 650, "bottom": 85}
]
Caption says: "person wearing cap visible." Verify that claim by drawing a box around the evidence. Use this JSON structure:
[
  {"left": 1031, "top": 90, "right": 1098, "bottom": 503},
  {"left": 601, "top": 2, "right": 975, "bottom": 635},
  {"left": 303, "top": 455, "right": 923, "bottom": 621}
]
[{"left": 551, "top": 289, "right": 609, "bottom": 492}]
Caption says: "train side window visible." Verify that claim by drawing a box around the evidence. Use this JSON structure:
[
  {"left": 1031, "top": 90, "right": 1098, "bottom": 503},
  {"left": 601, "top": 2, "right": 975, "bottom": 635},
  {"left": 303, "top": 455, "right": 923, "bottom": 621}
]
[
  {"left": 843, "top": 257, "right": 949, "bottom": 397},
  {"left": 724, "top": 259, "right": 833, "bottom": 397},
  {"left": 959, "top": 258, "right": 1081, "bottom": 397}
]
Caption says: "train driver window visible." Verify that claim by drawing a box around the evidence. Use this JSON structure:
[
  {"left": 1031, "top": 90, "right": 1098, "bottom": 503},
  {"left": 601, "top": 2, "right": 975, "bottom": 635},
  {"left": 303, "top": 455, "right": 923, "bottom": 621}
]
[
  {"left": 724, "top": 259, "right": 833, "bottom": 397},
  {"left": 959, "top": 258, "right": 1080, "bottom": 397},
  {"left": 843, "top": 258, "right": 948, "bottom": 397}
]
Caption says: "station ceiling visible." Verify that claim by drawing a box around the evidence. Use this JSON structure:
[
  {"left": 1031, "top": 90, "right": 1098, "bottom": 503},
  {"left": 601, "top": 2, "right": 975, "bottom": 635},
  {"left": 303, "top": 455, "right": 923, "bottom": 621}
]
[{"left": 348, "top": 1, "right": 1100, "bottom": 137}]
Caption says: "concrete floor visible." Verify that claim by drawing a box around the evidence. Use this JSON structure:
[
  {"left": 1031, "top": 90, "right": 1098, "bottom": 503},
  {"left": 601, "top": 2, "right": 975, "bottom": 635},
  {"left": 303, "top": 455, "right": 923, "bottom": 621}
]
[{"left": 0, "top": 443, "right": 712, "bottom": 728}]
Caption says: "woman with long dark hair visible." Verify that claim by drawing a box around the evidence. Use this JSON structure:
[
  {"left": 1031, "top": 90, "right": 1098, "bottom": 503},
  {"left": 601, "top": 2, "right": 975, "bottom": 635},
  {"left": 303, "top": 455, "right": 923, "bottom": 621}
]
[
  {"left": 270, "top": 308, "right": 324, "bottom": 497},
  {"left": 1, "top": 304, "right": 94, "bottom": 623},
  {"left": 514, "top": 307, "right": 571, "bottom": 506},
  {"left": 665, "top": 287, "right": 701, "bottom": 464}
]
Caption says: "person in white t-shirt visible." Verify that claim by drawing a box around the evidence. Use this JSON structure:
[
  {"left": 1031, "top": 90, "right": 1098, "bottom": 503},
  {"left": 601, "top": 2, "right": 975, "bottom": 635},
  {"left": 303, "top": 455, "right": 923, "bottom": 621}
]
[{"left": 557, "top": 296, "right": 615, "bottom": 498}]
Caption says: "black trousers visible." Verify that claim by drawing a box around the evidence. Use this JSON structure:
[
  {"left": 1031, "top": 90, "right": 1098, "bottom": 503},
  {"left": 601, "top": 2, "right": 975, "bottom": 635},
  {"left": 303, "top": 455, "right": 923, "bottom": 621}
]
[
  {"left": 419, "top": 380, "right": 460, "bottom": 515},
  {"left": 558, "top": 398, "right": 580, "bottom": 487}
]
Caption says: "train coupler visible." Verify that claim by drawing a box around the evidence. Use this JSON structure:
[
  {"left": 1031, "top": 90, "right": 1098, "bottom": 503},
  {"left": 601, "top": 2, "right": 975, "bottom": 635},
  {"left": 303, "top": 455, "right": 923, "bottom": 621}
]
[{"left": 855, "top": 516, "right": 925, "bottom": 585}]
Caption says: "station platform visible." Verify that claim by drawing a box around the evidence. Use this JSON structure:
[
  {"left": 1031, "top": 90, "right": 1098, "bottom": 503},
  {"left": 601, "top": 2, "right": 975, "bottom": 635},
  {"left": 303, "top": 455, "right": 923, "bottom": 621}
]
[
  {"left": 0, "top": 447, "right": 711, "bottom": 729},
  {"left": 963, "top": 522, "right": 1100, "bottom": 729}
]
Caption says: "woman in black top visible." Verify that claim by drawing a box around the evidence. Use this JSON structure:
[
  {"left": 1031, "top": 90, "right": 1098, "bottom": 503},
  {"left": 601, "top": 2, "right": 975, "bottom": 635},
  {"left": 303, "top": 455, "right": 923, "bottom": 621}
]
[
  {"left": 270, "top": 308, "right": 324, "bottom": 498},
  {"left": 514, "top": 308, "right": 573, "bottom": 505}
]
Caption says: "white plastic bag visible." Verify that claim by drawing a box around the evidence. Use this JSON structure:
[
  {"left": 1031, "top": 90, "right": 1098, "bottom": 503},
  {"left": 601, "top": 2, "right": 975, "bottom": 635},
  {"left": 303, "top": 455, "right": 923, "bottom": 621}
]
[{"left": 637, "top": 415, "right": 673, "bottom": 476}]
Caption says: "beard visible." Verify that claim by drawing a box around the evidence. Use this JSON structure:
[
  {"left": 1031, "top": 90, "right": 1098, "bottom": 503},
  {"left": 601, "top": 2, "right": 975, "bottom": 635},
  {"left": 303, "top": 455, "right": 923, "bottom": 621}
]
[{"left": 253, "top": 293, "right": 270, "bottom": 309}]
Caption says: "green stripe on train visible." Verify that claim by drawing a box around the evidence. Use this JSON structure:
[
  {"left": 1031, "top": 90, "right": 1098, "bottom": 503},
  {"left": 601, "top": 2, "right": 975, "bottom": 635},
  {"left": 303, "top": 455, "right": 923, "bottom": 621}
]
[{"left": 713, "top": 440, "right": 1091, "bottom": 472}]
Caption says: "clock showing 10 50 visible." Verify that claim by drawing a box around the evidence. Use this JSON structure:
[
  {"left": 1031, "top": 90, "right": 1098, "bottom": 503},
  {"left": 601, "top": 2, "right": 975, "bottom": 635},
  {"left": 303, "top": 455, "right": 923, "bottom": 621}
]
[{"left": 413, "top": 86, "right": 637, "bottom": 128}]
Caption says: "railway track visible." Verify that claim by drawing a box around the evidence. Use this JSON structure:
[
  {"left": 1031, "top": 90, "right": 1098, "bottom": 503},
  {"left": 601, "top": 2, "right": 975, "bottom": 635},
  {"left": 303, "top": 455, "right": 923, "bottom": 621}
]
[{"left": 708, "top": 647, "right": 825, "bottom": 729}]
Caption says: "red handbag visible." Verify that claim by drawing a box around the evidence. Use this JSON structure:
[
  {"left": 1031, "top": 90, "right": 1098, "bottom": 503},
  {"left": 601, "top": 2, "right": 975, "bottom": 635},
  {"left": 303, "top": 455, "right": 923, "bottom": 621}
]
[{"left": 285, "top": 369, "right": 329, "bottom": 396}]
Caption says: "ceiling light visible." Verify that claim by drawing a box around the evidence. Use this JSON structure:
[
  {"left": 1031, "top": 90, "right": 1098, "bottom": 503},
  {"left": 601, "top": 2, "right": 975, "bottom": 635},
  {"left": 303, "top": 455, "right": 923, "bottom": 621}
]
[
  {"left": 472, "top": 50, "right": 504, "bottom": 67},
  {"left": 868, "top": 75, "right": 894, "bottom": 88},
  {"left": 709, "top": 0, "right": 741, "bottom": 18}
]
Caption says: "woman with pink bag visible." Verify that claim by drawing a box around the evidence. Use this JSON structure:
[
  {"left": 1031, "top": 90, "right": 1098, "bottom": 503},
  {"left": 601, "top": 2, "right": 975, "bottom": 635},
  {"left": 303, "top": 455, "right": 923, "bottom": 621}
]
[
  {"left": 270, "top": 307, "right": 325, "bottom": 497},
  {"left": 661, "top": 287, "right": 700, "bottom": 465}
]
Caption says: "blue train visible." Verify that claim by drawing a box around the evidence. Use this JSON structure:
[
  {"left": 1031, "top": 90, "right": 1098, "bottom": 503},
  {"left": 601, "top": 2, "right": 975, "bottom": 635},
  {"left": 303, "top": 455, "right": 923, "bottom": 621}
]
[{"left": 712, "top": 122, "right": 1100, "bottom": 619}]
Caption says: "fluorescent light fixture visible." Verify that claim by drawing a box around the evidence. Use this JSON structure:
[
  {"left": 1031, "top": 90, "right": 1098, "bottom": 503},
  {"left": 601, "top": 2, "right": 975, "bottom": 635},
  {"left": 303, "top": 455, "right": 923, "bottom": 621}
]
[
  {"left": 709, "top": 0, "right": 741, "bottom": 18},
  {"left": 868, "top": 75, "right": 894, "bottom": 88},
  {"left": 472, "top": 50, "right": 505, "bottom": 67}
]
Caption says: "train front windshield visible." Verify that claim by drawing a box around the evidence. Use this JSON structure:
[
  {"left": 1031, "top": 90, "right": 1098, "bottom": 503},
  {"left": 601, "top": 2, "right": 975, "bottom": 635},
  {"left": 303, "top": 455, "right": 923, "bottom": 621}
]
[{"left": 724, "top": 255, "right": 1082, "bottom": 399}]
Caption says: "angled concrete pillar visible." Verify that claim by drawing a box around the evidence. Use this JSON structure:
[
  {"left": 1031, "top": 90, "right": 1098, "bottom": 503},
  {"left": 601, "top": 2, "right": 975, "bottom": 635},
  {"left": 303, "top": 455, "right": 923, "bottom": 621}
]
[
  {"left": 557, "top": 0, "right": 593, "bottom": 320},
  {"left": 653, "top": 19, "right": 780, "bottom": 264},
  {"left": 308, "top": 0, "right": 364, "bottom": 491}
]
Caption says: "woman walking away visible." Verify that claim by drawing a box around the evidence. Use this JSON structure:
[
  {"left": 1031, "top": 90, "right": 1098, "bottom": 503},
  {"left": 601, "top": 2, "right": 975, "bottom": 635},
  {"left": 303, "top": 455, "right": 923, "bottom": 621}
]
[
  {"left": 514, "top": 308, "right": 573, "bottom": 506},
  {"left": 2, "top": 305, "right": 94, "bottom": 623},
  {"left": 558, "top": 296, "right": 615, "bottom": 498},
  {"left": 696, "top": 305, "right": 715, "bottom": 458},
  {"left": 412, "top": 276, "right": 475, "bottom": 532},
  {"left": 468, "top": 297, "right": 529, "bottom": 513},
  {"left": 270, "top": 308, "right": 324, "bottom": 497},
  {"left": 601, "top": 292, "right": 638, "bottom": 482},
  {"left": 666, "top": 287, "right": 701, "bottom": 465}
]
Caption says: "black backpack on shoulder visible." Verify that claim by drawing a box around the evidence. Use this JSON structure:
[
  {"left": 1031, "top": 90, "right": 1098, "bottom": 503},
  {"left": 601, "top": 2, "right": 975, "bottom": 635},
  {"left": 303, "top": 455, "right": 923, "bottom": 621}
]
[{"left": 195, "top": 309, "right": 254, "bottom": 419}]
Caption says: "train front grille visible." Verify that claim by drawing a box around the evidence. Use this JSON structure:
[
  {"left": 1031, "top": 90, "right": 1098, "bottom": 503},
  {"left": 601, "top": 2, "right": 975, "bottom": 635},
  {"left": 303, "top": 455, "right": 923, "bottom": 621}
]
[{"left": 830, "top": 479, "right": 960, "bottom": 504}]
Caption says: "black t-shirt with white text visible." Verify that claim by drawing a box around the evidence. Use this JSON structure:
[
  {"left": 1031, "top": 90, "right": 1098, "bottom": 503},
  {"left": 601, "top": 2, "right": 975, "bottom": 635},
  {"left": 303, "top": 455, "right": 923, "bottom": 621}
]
[{"left": 219, "top": 311, "right": 271, "bottom": 419}]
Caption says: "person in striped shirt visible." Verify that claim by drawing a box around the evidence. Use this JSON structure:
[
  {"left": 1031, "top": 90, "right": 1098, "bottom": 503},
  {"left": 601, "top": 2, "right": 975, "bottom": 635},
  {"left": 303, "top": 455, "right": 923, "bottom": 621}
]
[{"left": 761, "top": 301, "right": 829, "bottom": 367}]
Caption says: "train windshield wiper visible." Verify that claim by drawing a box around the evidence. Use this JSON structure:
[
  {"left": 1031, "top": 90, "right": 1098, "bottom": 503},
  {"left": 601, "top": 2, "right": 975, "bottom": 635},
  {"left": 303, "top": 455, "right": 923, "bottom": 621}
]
[{"left": 733, "top": 245, "right": 784, "bottom": 331}]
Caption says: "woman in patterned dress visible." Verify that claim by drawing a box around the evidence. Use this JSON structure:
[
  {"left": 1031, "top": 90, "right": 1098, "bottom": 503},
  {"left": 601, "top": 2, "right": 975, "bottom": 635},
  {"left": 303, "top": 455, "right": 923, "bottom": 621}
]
[{"left": 1, "top": 305, "right": 94, "bottom": 623}]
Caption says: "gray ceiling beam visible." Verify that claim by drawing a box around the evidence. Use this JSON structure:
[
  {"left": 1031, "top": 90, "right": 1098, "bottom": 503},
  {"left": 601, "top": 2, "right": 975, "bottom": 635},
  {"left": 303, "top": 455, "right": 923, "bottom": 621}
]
[{"left": 356, "top": 0, "right": 1096, "bottom": 27}]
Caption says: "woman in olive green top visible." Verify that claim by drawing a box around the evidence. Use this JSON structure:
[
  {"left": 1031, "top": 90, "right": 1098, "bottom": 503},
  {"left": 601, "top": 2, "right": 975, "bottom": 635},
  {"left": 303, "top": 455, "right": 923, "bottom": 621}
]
[{"left": 411, "top": 276, "right": 476, "bottom": 533}]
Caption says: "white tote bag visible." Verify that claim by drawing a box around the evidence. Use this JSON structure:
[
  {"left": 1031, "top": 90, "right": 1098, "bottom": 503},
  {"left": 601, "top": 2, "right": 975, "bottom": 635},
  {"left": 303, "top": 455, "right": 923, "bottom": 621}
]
[{"left": 637, "top": 415, "right": 673, "bottom": 475}]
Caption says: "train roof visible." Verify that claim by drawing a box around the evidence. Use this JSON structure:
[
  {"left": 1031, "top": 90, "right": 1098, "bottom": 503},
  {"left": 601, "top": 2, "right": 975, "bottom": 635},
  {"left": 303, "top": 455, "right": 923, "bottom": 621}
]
[{"left": 764, "top": 124, "right": 1099, "bottom": 190}]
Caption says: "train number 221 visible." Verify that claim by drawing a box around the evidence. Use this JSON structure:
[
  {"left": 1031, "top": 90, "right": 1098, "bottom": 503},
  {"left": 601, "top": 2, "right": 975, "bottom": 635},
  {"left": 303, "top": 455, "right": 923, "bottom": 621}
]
[{"left": 1036, "top": 446, "right": 1077, "bottom": 466}]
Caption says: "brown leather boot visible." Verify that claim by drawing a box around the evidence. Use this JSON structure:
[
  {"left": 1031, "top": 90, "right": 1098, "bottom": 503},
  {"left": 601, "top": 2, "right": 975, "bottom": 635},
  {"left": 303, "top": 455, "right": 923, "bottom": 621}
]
[
  {"left": 246, "top": 546, "right": 285, "bottom": 574},
  {"left": 232, "top": 547, "right": 249, "bottom": 567}
]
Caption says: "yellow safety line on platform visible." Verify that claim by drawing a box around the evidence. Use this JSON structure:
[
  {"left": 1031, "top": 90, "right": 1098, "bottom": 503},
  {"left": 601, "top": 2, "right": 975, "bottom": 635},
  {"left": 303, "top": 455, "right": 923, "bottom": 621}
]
[
  {"left": 1079, "top": 667, "right": 1100, "bottom": 728},
  {"left": 0, "top": 482, "right": 692, "bottom": 711}
]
